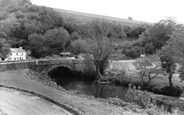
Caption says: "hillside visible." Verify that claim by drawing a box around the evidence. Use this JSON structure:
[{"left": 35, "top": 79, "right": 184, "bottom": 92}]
[{"left": 54, "top": 8, "right": 154, "bottom": 26}]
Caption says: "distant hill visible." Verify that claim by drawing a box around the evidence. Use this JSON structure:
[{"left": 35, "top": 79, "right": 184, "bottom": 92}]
[{"left": 54, "top": 8, "right": 154, "bottom": 26}]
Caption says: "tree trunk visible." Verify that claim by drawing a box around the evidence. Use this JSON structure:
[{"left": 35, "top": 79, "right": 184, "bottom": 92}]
[
  {"left": 63, "top": 45, "right": 65, "bottom": 52},
  {"left": 168, "top": 72, "right": 173, "bottom": 88},
  {"left": 96, "top": 63, "right": 103, "bottom": 79}
]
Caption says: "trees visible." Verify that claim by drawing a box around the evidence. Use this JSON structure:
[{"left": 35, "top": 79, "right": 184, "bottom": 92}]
[
  {"left": 122, "top": 18, "right": 177, "bottom": 59},
  {"left": 28, "top": 27, "right": 69, "bottom": 58},
  {"left": 157, "top": 42, "right": 176, "bottom": 88},
  {"left": 0, "top": 38, "right": 10, "bottom": 59},
  {"left": 127, "top": 24, "right": 149, "bottom": 38},
  {"left": 165, "top": 26, "right": 184, "bottom": 82},
  {"left": 70, "top": 39, "right": 88, "bottom": 55},
  {"left": 109, "top": 22, "right": 126, "bottom": 39},
  {"left": 28, "top": 33, "right": 45, "bottom": 58},
  {"left": 88, "top": 37, "right": 112, "bottom": 78},
  {"left": 86, "top": 20, "right": 113, "bottom": 79},
  {"left": 140, "top": 18, "right": 176, "bottom": 52},
  {"left": 44, "top": 27, "right": 69, "bottom": 54},
  {"left": 128, "top": 17, "right": 133, "bottom": 20},
  {"left": 134, "top": 55, "right": 162, "bottom": 88}
]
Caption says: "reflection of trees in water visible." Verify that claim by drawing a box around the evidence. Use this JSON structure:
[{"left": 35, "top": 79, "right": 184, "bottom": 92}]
[{"left": 97, "top": 86, "right": 103, "bottom": 97}]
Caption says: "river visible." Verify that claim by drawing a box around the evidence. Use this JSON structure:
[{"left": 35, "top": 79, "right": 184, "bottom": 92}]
[
  {"left": 52, "top": 77, "right": 184, "bottom": 114},
  {"left": 53, "top": 77, "right": 128, "bottom": 99},
  {"left": 48, "top": 65, "right": 183, "bottom": 114}
]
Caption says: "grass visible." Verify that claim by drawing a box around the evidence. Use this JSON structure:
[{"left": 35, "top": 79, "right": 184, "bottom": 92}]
[
  {"left": 54, "top": 8, "right": 154, "bottom": 26},
  {"left": 109, "top": 60, "right": 184, "bottom": 87},
  {"left": 0, "top": 69, "right": 179, "bottom": 115},
  {"left": 0, "top": 69, "right": 163, "bottom": 115}
]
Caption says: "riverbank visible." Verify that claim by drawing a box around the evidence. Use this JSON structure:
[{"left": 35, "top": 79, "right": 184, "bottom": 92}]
[
  {"left": 0, "top": 69, "right": 177, "bottom": 115},
  {"left": 108, "top": 60, "right": 184, "bottom": 96}
]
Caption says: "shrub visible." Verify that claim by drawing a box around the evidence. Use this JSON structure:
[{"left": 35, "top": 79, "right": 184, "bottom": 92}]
[
  {"left": 125, "top": 84, "right": 151, "bottom": 108},
  {"left": 160, "top": 86, "right": 182, "bottom": 97},
  {"left": 123, "top": 48, "right": 140, "bottom": 58},
  {"left": 79, "top": 54, "right": 96, "bottom": 79},
  {"left": 70, "top": 39, "right": 88, "bottom": 55}
]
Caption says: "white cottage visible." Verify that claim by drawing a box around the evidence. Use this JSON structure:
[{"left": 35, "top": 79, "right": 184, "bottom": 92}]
[{"left": 5, "top": 47, "right": 26, "bottom": 61}]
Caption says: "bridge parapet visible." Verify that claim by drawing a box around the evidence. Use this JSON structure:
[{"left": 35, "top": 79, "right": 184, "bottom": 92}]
[{"left": 35, "top": 58, "right": 82, "bottom": 74}]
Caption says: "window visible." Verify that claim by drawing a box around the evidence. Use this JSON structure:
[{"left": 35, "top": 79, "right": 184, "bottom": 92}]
[
  {"left": 14, "top": 58, "right": 16, "bottom": 60},
  {"left": 16, "top": 53, "right": 18, "bottom": 56},
  {"left": 22, "top": 53, "right": 23, "bottom": 55}
]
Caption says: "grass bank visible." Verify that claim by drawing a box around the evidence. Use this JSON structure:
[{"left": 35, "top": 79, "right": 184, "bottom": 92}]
[
  {"left": 108, "top": 60, "right": 184, "bottom": 96},
  {"left": 0, "top": 69, "right": 178, "bottom": 115}
]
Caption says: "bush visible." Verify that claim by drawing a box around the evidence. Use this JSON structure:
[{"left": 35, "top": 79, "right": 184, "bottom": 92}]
[
  {"left": 123, "top": 48, "right": 140, "bottom": 58},
  {"left": 125, "top": 84, "right": 151, "bottom": 108},
  {"left": 70, "top": 39, "right": 88, "bottom": 55},
  {"left": 160, "top": 86, "right": 182, "bottom": 97},
  {"left": 79, "top": 54, "right": 96, "bottom": 79}
]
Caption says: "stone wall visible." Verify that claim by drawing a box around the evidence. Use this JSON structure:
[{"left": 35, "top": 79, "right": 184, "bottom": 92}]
[
  {"left": 0, "top": 62, "right": 36, "bottom": 71},
  {"left": 0, "top": 59, "right": 81, "bottom": 74}
]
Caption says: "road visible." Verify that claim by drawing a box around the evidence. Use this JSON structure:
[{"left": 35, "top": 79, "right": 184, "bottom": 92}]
[{"left": 0, "top": 87, "right": 73, "bottom": 115}]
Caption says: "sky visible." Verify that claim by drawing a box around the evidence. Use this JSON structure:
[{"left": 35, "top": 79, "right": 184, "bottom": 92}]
[{"left": 31, "top": 0, "right": 184, "bottom": 24}]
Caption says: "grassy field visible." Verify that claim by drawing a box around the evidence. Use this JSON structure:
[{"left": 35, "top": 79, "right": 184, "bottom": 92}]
[{"left": 54, "top": 8, "right": 154, "bottom": 26}]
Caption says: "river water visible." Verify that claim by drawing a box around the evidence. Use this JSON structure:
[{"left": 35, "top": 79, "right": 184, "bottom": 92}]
[
  {"left": 52, "top": 77, "right": 184, "bottom": 114},
  {"left": 53, "top": 77, "right": 128, "bottom": 99}
]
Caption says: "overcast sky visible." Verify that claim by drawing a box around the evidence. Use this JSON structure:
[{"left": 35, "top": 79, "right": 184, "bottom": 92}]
[{"left": 31, "top": 0, "right": 184, "bottom": 24}]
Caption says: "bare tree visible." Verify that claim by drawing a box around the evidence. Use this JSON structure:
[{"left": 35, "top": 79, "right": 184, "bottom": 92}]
[
  {"left": 134, "top": 55, "right": 163, "bottom": 88},
  {"left": 86, "top": 20, "right": 114, "bottom": 79},
  {"left": 88, "top": 37, "right": 113, "bottom": 79}
]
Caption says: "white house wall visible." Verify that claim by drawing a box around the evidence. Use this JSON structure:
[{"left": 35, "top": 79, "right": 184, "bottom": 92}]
[{"left": 5, "top": 52, "right": 26, "bottom": 61}]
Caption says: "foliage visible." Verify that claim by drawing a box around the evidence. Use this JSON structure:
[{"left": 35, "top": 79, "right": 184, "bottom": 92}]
[
  {"left": 167, "top": 26, "right": 184, "bottom": 81},
  {"left": 160, "top": 86, "right": 182, "bottom": 97},
  {"left": 79, "top": 54, "right": 96, "bottom": 78},
  {"left": 44, "top": 27, "right": 69, "bottom": 53},
  {"left": 84, "top": 20, "right": 114, "bottom": 79},
  {"left": 70, "top": 39, "right": 88, "bottom": 55},
  {"left": 125, "top": 84, "right": 151, "bottom": 108},
  {"left": 109, "top": 22, "right": 126, "bottom": 39},
  {"left": 28, "top": 33, "right": 45, "bottom": 58},
  {"left": 122, "top": 18, "right": 177, "bottom": 59},
  {"left": 0, "top": 38, "right": 10, "bottom": 58},
  {"left": 127, "top": 24, "right": 149, "bottom": 38},
  {"left": 134, "top": 55, "right": 163, "bottom": 88},
  {"left": 88, "top": 37, "right": 112, "bottom": 78},
  {"left": 128, "top": 17, "right": 133, "bottom": 20},
  {"left": 28, "top": 27, "right": 69, "bottom": 58},
  {"left": 157, "top": 43, "right": 176, "bottom": 88},
  {"left": 140, "top": 18, "right": 177, "bottom": 52}
]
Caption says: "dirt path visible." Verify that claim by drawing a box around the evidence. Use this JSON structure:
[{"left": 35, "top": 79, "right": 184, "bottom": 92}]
[{"left": 0, "top": 87, "right": 72, "bottom": 115}]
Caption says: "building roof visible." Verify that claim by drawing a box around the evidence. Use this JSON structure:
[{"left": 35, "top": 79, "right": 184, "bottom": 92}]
[{"left": 10, "top": 48, "right": 26, "bottom": 53}]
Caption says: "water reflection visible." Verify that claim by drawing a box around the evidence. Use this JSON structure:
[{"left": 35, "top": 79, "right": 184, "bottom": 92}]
[
  {"left": 53, "top": 77, "right": 184, "bottom": 114},
  {"left": 53, "top": 78, "right": 128, "bottom": 99}
]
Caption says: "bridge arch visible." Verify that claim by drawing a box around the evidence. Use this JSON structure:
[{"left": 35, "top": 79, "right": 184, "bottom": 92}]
[{"left": 41, "top": 64, "right": 73, "bottom": 75}]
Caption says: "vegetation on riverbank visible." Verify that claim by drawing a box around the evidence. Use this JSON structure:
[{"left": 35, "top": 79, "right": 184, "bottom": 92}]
[
  {"left": 101, "top": 70, "right": 184, "bottom": 96},
  {"left": 0, "top": 69, "right": 180, "bottom": 115},
  {"left": 20, "top": 69, "right": 184, "bottom": 114},
  {"left": 0, "top": 0, "right": 184, "bottom": 114}
]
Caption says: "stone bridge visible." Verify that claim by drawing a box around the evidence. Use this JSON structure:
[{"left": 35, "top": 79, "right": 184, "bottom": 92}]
[
  {"left": 35, "top": 58, "right": 81, "bottom": 74},
  {"left": 0, "top": 58, "right": 82, "bottom": 75}
]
